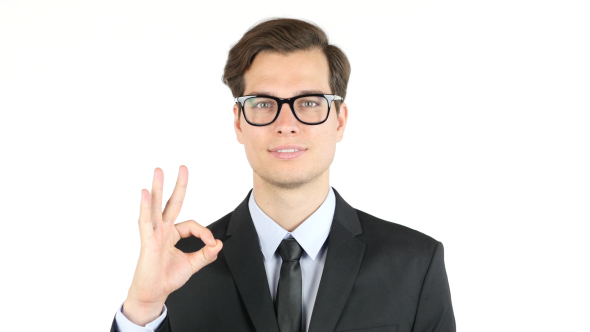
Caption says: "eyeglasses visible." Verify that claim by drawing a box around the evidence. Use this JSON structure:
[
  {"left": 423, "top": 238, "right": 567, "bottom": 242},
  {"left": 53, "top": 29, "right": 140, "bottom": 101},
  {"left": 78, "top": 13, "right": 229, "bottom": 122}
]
[{"left": 234, "top": 94, "right": 344, "bottom": 126}]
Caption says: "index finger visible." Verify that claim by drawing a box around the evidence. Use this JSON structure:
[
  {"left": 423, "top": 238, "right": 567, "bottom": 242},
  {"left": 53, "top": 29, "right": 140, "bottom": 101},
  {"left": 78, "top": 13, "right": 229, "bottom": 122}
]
[
  {"left": 162, "top": 165, "right": 189, "bottom": 223},
  {"left": 175, "top": 219, "right": 216, "bottom": 247}
]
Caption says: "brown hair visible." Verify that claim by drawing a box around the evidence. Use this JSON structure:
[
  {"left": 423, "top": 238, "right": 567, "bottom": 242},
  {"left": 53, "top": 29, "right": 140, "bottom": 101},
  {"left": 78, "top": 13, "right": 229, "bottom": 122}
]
[{"left": 222, "top": 18, "right": 351, "bottom": 117}]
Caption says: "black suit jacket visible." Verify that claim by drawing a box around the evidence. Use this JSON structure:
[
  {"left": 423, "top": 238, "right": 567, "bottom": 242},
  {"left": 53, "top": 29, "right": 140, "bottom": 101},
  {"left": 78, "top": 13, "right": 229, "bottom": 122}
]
[{"left": 111, "top": 187, "right": 455, "bottom": 332}]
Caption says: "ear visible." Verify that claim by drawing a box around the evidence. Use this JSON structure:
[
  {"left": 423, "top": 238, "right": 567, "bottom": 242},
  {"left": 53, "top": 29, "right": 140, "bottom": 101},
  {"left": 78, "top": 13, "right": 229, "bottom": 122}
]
[
  {"left": 335, "top": 102, "right": 349, "bottom": 142},
  {"left": 233, "top": 104, "right": 244, "bottom": 144}
]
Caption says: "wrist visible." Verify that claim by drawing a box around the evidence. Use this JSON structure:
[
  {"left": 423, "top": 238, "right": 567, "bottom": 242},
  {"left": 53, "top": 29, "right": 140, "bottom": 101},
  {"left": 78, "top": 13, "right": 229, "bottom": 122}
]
[{"left": 122, "top": 297, "right": 165, "bottom": 327}]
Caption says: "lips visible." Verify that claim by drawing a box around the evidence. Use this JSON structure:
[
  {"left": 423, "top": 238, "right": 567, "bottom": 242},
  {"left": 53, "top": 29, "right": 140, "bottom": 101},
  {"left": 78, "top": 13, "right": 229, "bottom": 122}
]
[
  {"left": 268, "top": 145, "right": 307, "bottom": 160},
  {"left": 269, "top": 145, "right": 306, "bottom": 152},
  {"left": 269, "top": 149, "right": 306, "bottom": 160}
]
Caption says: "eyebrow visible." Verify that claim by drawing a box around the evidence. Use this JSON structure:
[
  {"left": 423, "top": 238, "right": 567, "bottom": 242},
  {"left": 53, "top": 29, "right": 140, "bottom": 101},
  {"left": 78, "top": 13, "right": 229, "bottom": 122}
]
[{"left": 244, "top": 90, "right": 327, "bottom": 97}]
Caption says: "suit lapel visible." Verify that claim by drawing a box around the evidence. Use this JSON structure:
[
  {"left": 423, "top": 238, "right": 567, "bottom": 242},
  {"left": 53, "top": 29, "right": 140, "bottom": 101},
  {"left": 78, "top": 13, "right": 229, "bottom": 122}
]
[
  {"left": 308, "top": 188, "right": 366, "bottom": 332},
  {"left": 223, "top": 189, "right": 280, "bottom": 332},
  {"left": 223, "top": 187, "right": 365, "bottom": 332}
]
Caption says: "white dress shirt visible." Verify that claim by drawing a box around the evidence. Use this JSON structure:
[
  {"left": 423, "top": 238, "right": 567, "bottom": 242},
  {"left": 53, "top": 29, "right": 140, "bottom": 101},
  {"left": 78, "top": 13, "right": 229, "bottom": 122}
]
[{"left": 115, "top": 186, "right": 335, "bottom": 332}]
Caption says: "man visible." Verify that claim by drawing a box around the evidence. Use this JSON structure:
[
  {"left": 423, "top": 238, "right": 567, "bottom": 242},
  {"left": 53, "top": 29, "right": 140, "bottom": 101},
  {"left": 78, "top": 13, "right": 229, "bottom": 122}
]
[{"left": 111, "top": 18, "right": 455, "bottom": 332}]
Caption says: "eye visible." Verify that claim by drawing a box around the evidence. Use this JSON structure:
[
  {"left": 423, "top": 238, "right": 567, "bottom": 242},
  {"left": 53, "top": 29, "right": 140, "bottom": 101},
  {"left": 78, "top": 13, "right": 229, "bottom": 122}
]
[
  {"left": 300, "top": 101, "right": 318, "bottom": 107},
  {"left": 255, "top": 102, "right": 273, "bottom": 108}
]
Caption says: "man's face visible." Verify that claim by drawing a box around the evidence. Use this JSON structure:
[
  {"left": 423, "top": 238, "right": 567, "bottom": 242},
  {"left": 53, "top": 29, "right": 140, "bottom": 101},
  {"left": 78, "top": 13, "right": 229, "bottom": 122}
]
[{"left": 233, "top": 49, "right": 348, "bottom": 190}]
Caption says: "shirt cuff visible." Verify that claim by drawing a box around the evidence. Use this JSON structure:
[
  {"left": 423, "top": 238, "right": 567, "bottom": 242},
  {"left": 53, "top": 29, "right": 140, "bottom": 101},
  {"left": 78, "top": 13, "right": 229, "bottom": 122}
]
[{"left": 114, "top": 302, "right": 167, "bottom": 332}]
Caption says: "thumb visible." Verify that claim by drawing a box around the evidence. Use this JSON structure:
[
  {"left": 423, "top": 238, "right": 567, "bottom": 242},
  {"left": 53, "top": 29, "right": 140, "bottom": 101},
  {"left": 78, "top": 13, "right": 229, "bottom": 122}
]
[{"left": 186, "top": 239, "right": 223, "bottom": 274}]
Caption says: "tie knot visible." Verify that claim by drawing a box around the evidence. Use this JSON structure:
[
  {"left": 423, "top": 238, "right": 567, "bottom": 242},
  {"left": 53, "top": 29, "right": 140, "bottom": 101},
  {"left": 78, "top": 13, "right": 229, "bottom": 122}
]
[{"left": 278, "top": 238, "right": 303, "bottom": 261}]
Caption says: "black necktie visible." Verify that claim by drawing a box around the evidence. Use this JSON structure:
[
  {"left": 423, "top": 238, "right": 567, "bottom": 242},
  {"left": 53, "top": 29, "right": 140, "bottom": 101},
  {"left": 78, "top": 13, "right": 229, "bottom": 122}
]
[{"left": 275, "top": 237, "right": 304, "bottom": 332}]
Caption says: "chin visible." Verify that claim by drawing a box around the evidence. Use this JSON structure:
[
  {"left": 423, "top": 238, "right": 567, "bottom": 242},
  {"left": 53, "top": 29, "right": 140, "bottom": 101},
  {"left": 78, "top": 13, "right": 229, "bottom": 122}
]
[{"left": 254, "top": 169, "right": 311, "bottom": 190}]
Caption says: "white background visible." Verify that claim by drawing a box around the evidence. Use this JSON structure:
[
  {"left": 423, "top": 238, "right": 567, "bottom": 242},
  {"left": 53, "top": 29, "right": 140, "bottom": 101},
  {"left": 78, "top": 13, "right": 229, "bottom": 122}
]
[{"left": 1, "top": 0, "right": 588, "bottom": 331}]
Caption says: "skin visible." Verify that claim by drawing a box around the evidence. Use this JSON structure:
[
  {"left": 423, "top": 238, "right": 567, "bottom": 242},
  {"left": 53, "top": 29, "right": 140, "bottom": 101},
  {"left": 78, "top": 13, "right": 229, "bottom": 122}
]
[
  {"left": 234, "top": 49, "right": 349, "bottom": 232},
  {"left": 122, "top": 48, "right": 348, "bottom": 326}
]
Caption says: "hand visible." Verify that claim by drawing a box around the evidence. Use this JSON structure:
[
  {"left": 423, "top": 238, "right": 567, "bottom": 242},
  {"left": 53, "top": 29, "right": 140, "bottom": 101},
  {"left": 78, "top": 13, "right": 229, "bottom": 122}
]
[{"left": 122, "top": 166, "right": 223, "bottom": 326}]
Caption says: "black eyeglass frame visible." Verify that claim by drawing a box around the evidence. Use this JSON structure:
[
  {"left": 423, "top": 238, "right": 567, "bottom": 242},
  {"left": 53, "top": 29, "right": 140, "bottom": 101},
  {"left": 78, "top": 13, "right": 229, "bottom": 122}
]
[{"left": 234, "top": 94, "right": 344, "bottom": 126}]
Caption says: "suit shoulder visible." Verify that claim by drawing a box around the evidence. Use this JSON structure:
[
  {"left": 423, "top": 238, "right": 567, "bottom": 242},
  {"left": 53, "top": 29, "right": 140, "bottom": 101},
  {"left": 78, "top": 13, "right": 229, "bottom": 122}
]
[
  {"left": 174, "top": 211, "right": 233, "bottom": 253},
  {"left": 206, "top": 211, "right": 233, "bottom": 238},
  {"left": 355, "top": 208, "right": 440, "bottom": 254}
]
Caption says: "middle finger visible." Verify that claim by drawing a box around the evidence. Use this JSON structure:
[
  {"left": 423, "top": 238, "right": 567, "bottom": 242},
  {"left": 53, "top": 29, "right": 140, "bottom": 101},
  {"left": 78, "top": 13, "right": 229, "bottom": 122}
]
[{"left": 162, "top": 165, "right": 189, "bottom": 223}]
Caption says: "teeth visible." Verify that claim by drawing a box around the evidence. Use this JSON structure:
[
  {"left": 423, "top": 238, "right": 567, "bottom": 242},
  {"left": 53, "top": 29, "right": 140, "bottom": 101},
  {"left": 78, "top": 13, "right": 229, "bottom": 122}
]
[{"left": 277, "top": 149, "right": 299, "bottom": 153}]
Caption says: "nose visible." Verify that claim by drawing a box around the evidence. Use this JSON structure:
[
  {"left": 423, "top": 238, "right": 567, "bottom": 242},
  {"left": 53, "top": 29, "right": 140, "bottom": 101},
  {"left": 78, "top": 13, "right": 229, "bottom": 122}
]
[{"left": 274, "top": 102, "right": 300, "bottom": 134}]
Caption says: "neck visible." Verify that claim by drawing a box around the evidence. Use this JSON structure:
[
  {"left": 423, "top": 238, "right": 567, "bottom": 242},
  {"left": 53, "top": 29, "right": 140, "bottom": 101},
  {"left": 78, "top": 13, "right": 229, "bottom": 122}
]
[{"left": 252, "top": 170, "right": 331, "bottom": 232}]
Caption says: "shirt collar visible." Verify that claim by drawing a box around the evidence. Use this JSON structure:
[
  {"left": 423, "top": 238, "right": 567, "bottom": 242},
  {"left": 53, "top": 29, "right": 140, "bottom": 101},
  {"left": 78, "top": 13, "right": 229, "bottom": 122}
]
[{"left": 249, "top": 186, "right": 335, "bottom": 261}]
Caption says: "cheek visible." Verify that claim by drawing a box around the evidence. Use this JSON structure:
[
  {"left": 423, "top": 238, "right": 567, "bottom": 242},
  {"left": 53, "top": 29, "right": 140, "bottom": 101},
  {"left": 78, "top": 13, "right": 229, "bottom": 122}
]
[
  {"left": 309, "top": 128, "right": 337, "bottom": 155},
  {"left": 242, "top": 130, "right": 267, "bottom": 161},
  {"left": 316, "top": 115, "right": 339, "bottom": 140}
]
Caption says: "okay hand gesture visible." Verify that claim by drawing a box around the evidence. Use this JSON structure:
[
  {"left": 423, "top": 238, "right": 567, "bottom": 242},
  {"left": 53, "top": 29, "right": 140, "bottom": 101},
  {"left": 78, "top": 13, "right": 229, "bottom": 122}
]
[{"left": 122, "top": 166, "right": 223, "bottom": 326}]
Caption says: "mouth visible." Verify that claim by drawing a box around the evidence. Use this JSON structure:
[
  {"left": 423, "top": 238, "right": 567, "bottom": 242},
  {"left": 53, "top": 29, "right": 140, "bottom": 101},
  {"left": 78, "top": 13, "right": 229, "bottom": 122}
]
[
  {"left": 268, "top": 147, "right": 306, "bottom": 160},
  {"left": 268, "top": 145, "right": 307, "bottom": 159}
]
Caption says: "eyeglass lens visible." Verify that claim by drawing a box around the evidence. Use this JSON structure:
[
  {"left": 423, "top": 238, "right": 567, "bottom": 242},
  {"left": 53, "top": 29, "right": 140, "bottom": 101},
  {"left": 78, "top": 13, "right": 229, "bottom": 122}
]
[{"left": 244, "top": 96, "right": 329, "bottom": 125}]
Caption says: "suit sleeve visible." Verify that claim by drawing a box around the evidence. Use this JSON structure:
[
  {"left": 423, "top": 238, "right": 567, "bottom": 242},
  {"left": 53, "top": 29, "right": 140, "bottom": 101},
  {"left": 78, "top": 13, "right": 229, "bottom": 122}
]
[
  {"left": 110, "top": 303, "right": 171, "bottom": 332},
  {"left": 412, "top": 241, "right": 456, "bottom": 332}
]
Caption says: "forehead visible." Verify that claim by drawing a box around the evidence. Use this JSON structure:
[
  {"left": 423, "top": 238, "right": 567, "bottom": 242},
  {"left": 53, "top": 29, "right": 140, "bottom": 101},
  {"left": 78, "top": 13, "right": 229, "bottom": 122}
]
[{"left": 243, "top": 49, "right": 331, "bottom": 97}]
